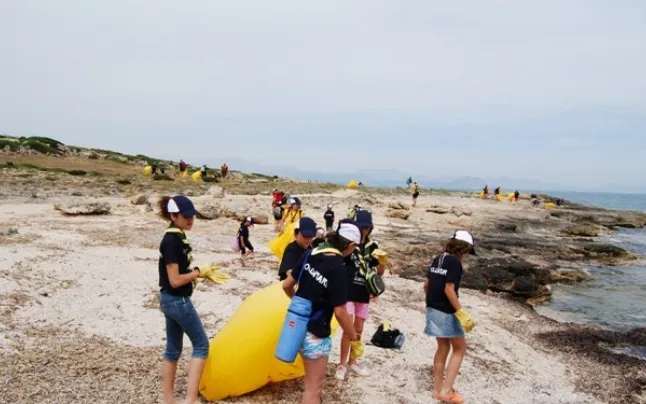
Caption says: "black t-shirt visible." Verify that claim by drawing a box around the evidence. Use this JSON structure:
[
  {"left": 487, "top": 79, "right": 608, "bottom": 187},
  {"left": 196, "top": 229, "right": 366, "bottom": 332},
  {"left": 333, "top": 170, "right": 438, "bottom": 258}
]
[
  {"left": 345, "top": 240, "right": 380, "bottom": 303},
  {"left": 425, "top": 253, "right": 463, "bottom": 313},
  {"left": 239, "top": 224, "right": 249, "bottom": 241},
  {"left": 293, "top": 252, "right": 348, "bottom": 338},
  {"left": 278, "top": 241, "right": 309, "bottom": 281},
  {"left": 158, "top": 228, "right": 193, "bottom": 297},
  {"left": 324, "top": 209, "right": 335, "bottom": 227}
]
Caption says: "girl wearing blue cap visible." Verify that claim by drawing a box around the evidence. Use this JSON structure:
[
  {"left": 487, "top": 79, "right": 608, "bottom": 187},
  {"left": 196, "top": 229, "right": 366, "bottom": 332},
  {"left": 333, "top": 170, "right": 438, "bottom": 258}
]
[
  {"left": 157, "top": 195, "right": 210, "bottom": 404},
  {"left": 336, "top": 211, "right": 386, "bottom": 380}
]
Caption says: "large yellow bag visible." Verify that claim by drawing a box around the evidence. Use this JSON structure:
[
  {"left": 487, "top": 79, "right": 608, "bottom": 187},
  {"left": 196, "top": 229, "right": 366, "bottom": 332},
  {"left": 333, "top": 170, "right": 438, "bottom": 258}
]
[
  {"left": 268, "top": 220, "right": 297, "bottom": 260},
  {"left": 199, "top": 283, "right": 339, "bottom": 401},
  {"left": 143, "top": 166, "right": 152, "bottom": 175},
  {"left": 479, "top": 191, "right": 487, "bottom": 199},
  {"left": 192, "top": 171, "right": 203, "bottom": 181},
  {"left": 507, "top": 193, "right": 515, "bottom": 202},
  {"left": 347, "top": 180, "right": 358, "bottom": 189},
  {"left": 181, "top": 170, "right": 188, "bottom": 177},
  {"left": 496, "top": 193, "right": 503, "bottom": 202}
]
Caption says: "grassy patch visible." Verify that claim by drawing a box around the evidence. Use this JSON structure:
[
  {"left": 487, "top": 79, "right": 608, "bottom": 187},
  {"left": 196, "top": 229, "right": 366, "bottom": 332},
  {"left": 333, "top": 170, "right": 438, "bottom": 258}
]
[
  {"left": 152, "top": 174, "right": 173, "bottom": 181},
  {"left": 116, "top": 179, "right": 132, "bottom": 185},
  {"left": 23, "top": 139, "right": 60, "bottom": 154},
  {"left": 0, "top": 139, "right": 20, "bottom": 151}
]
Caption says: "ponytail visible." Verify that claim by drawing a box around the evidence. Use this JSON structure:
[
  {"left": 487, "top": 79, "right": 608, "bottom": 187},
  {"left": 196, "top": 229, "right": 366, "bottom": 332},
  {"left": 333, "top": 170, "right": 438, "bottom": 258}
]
[{"left": 158, "top": 195, "right": 172, "bottom": 221}]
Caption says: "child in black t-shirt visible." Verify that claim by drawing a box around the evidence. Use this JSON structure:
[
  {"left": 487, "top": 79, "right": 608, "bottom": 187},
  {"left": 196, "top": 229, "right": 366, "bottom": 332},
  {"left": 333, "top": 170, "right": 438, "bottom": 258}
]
[
  {"left": 424, "top": 230, "right": 477, "bottom": 404},
  {"left": 282, "top": 222, "right": 364, "bottom": 404}
]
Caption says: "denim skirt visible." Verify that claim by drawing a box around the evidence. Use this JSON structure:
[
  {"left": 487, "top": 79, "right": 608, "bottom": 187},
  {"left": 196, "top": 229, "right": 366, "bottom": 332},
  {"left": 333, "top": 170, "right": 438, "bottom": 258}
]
[{"left": 424, "top": 307, "right": 465, "bottom": 338}]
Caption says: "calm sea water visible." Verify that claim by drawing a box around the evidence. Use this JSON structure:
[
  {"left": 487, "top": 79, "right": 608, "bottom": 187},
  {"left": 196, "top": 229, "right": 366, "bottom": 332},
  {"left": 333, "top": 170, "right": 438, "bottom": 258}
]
[{"left": 534, "top": 191, "right": 646, "bottom": 360}]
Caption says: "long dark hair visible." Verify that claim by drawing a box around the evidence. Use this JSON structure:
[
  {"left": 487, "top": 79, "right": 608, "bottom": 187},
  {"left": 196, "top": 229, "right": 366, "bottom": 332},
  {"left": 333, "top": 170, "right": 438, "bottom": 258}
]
[
  {"left": 325, "top": 231, "right": 353, "bottom": 252},
  {"left": 444, "top": 239, "right": 473, "bottom": 257},
  {"left": 157, "top": 196, "right": 173, "bottom": 221}
]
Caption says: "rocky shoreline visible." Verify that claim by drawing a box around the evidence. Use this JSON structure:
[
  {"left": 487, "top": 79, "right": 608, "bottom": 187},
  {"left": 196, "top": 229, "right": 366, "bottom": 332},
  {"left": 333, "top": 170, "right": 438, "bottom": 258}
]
[{"left": 2, "top": 160, "right": 646, "bottom": 403}]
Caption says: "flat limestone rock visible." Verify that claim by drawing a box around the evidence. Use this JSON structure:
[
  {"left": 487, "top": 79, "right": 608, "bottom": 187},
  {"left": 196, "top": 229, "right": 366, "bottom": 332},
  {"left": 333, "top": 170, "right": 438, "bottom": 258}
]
[{"left": 54, "top": 201, "right": 111, "bottom": 216}]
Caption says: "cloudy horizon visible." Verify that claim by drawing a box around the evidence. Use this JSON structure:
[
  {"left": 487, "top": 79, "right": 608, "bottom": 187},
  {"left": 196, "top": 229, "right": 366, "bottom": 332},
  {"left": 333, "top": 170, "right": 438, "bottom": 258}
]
[{"left": 2, "top": 0, "right": 645, "bottom": 190}]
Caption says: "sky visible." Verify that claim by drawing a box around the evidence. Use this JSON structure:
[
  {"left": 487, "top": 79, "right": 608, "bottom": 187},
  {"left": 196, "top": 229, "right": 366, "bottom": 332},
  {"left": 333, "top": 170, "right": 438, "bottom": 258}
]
[{"left": 1, "top": 0, "right": 645, "bottom": 190}]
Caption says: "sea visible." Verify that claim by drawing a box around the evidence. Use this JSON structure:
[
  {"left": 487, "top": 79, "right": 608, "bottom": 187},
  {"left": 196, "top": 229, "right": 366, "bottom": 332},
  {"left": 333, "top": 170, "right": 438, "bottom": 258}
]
[{"left": 533, "top": 191, "right": 646, "bottom": 361}]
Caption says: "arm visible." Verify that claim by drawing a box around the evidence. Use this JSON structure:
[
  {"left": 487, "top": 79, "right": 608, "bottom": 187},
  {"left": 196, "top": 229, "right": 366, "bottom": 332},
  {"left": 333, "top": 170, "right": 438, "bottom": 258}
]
[
  {"left": 376, "top": 264, "right": 386, "bottom": 276},
  {"left": 445, "top": 283, "right": 462, "bottom": 311},
  {"left": 282, "top": 272, "right": 297, "bottom": 298},
  {"left": 424, "top": 278, "right": 429, "bottom": 295},
  {"left": 166, "top": 263, "right": 199, "bottom": 288}
]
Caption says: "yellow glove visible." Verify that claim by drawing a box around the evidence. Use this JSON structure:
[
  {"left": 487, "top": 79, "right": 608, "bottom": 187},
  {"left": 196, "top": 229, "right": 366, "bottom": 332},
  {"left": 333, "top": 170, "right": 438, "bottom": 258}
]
[
  {"left": 196, "top": 265, "right": 219, "bottom": 279},
  {"left": 454, "top": 309, "right": 475, "bottom": 333},
  {"left": 203, "top": 266, "right": 230, "bottom": 285},
  {"left": 349, "top": 340, "right": 365, "bottom": 360},
  {"left": 371, "top": 249, "right": 389, "bottom": 265}
]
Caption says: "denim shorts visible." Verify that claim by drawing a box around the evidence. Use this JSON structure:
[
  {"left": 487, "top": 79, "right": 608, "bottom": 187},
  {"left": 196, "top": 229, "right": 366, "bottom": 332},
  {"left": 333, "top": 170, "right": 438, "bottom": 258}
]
[
  {"left": 159, "top": 291, "right": 210, "bottom": 361},
  {"left": 300, "top": 332, "right": 332, "bottom": 360},
  {"left": 424, "top": 307, "right": 465, "bottom": 338}
]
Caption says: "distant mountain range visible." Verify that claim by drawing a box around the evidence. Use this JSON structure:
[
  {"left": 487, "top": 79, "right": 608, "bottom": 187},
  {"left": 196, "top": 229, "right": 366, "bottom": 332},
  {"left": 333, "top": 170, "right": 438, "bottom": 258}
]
[{"left": 208, "top": 158, "right": 646, "bottom": 194}]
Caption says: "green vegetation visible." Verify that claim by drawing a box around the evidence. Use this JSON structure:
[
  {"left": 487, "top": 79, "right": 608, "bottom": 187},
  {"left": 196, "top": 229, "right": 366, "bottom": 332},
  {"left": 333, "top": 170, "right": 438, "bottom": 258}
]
[
  {"left": 116, "top": 179, "right": 132, "bottom": 185},
  {"left": 152, "top": 174, "right": 173, "bottom": 181},
  {"left": 68, "top": 170, "right": 87, "bottom": 176}
]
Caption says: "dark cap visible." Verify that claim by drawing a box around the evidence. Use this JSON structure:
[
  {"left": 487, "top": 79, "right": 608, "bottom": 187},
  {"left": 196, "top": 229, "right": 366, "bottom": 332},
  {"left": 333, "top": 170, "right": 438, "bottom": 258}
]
[
  {"left": 355, "top": 210, "right": 373, "bottom": 229},
  {"left": 167, "top": 195, "right": 197, "bottom": 217},
  {"left": 296, "top": 217, "right": 317, "bottom": 238}
]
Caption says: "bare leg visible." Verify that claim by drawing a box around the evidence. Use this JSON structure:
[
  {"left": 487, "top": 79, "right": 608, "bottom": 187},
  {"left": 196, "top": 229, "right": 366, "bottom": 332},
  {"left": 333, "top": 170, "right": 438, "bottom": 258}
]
[
  {"left": 162, "top": 360, "right": 178, "bottom": 404},
  {"left": 185, "top": 358, "right": 206, "bottom": 404},
  {"left": 440, "top": 337, "right": 467, "bottom": 396},
  {"left": 339, "top": 314, "right": 355, "bottom": 366},
  {"left": 433, "top": 338, "right": 451, "bottom": 397},
  {"left": 348, "top": 316, "right": 365, "bottom": 366},
  {"left": 302, "top": 357, "right": 328, "bottom": 404}
]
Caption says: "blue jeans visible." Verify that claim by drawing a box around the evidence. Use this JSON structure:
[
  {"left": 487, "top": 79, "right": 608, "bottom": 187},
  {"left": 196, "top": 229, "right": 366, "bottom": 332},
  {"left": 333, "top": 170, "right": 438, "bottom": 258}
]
[{"left": 159, "top": 291, "right": 209, "bottom": 361}]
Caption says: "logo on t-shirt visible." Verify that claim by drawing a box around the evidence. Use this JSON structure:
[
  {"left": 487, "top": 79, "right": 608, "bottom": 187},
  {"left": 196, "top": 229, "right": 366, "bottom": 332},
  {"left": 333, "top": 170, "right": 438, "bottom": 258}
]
[
  {"left": 303, "top": 262, "right": 328, "bottom": 288},
  {"left": 428, "top": 266, "right": 448, "bottom": 276}
]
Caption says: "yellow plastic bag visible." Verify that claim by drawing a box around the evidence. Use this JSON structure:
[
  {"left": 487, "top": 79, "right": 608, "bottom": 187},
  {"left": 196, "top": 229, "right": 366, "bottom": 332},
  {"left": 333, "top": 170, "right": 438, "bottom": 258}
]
[
  {"left": 199, "top": 283, "right": 338, "bottom": 401},
  {"left": 479, "top": 191, "right": 487, "bottom": 199},
  {"left": 347, "top": 180, "right": 358, "bottom": 189},
  {"left": 191, "top": 171, "right": 202, "bottom": 182},
  {"left": 181, "top": 170, "right": 188, "bottom": 177},
  {"left": 143, "top": 166, "right": 152, "bottom": 175},
  {"left": 545, "top": 202, "right": 555, "bottom": 209},
  {"left": 268, "top": 220, "right": 297, "bottom": 261},
  {"left": 496, "top": 193, "right": 503, "bottom": 202},
  {"left": 507, "top": 193, "right": 515, "bottom": 202}
]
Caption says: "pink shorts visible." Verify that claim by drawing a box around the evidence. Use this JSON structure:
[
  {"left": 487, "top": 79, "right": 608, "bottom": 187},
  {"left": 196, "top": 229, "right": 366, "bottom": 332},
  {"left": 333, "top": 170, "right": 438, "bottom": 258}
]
[{"left": 346, "top": 301, "right": 369, "bottom": 320}]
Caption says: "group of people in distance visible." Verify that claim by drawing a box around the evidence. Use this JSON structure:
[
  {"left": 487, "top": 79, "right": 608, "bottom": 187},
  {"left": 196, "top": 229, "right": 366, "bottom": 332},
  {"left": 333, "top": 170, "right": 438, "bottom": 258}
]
[{"left": 155, "top": 192, "right": 476, "bottom": 404}]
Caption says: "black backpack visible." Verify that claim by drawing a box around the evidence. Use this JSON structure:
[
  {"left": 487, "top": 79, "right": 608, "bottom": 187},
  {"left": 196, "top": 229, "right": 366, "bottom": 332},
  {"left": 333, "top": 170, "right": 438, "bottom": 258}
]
[{"left": 371, "top": 323, "right": 405, "bottom": 349}]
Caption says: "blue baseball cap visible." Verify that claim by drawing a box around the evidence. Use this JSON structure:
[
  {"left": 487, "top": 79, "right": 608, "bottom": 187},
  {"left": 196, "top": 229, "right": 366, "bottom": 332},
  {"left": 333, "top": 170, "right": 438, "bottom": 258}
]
[
  {"left": 296, "top": 217, "right": 317, "bottom": 238},
  {"left": 167, "top": 195, "right": 197, "bottom": 217},
  {"left": 355, "top": 210, "right": 373, "bottom": 229}
]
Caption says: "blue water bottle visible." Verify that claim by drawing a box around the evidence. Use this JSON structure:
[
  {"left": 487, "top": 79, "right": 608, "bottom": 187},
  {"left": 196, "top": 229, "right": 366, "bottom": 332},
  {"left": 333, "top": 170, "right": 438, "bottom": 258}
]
[
  {"left": 275, "top": 250, "right": 315, "bottom": 363},
  {"left": 275, "top": 295, "right": 313, "bottom": 363}
]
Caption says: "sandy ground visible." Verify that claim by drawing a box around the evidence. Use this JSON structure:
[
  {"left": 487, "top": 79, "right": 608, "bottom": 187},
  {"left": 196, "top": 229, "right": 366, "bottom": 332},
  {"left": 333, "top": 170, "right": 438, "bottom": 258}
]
[{"left": 0, "top": 191, "right": 611, "bottom": 403}]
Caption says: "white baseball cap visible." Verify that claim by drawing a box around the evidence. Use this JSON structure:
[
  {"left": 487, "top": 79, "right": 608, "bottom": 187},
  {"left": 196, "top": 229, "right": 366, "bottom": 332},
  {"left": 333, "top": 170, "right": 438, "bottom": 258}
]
[
  {"left": 338, "top": 222, "right": 361, "bottom": 244},
  {"left": 451, "top": 230, "right": 477, "bottom": 255}
]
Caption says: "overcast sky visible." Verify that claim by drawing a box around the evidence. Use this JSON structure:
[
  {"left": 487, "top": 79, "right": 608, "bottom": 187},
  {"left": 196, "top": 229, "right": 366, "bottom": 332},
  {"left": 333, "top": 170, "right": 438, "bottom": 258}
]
[{"left": 2, "top": 1, "right": 645, "bottom": 188}]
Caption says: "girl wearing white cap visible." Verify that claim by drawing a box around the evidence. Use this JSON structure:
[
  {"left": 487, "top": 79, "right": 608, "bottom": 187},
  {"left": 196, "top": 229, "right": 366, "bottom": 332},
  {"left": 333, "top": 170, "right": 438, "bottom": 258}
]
[
  {"left": 282, "top": 222, "right": 365, "bottom": 404},
  {"left": 424, "top": 230, "right": 477, "bottom": 404}
]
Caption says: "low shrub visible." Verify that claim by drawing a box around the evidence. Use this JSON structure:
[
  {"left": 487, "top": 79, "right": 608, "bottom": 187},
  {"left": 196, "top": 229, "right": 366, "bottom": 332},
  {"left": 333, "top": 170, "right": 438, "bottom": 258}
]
[
  {"left": 68, "top": 170, "right": 87, "bottom": 176},
  {"left": 116, "top": 179, "right": 132, "bottom": 185},
  {"left": 203, "top": 177, "right": 219, "bottom": 183},
  {"left": 153, "top": 174, "right": 173, "bottom": 181}
]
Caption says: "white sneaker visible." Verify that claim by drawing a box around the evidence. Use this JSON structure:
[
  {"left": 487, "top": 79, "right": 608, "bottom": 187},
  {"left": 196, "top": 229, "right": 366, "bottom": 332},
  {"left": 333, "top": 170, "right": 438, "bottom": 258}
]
[
  {"left": 335, "top": 365, "right": 348, "bottom": 381},
  {"left": 349, "top": 363, "right": 369, "bottom": 377}
]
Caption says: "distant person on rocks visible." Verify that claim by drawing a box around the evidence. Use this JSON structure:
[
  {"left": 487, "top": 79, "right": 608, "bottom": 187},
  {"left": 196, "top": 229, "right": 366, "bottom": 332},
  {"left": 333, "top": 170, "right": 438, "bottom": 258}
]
[
  {"left": 283, "top": 197, "right": 304, "bottom": 226},
  {"left": 556, "top": 199, "right": 563, "bottom": 207},
  {"left": 412, "top": 182, "right": 421, "bottom": 206},
  {"left": 277, "top": 217, "right": 317, "bottom": 281},
  {"left": 424, "top": 230, "right": 476, "bottom": 404},
  {"left": 406, "top": 177, "right": 413, "bottom": 188},
  {"left": 238, "top": 217, "right": 254, "bottom": 266},
  {"left": 324, "top": 204, "right": 335, "bottom": 231},
  {"left": 151, "top": 163, "right": 158, "bottom": 175},
  {"left": 221, "top": 163, "right": 228, "bottom": 179},
  {"left": 514, "top": 190, "right": 520, "bottom": 201},
  {"left": 200, "top": 165, "right": 207, "bottom": 178},
  {"left": 347, "top": 204, "right": 362, "bottom": 220},
  {"left": 179, "top": 160, "right": 187, "bottom": 174},
  {"left": 156, "top": 195, "right": 210, "bottom": 404}
]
